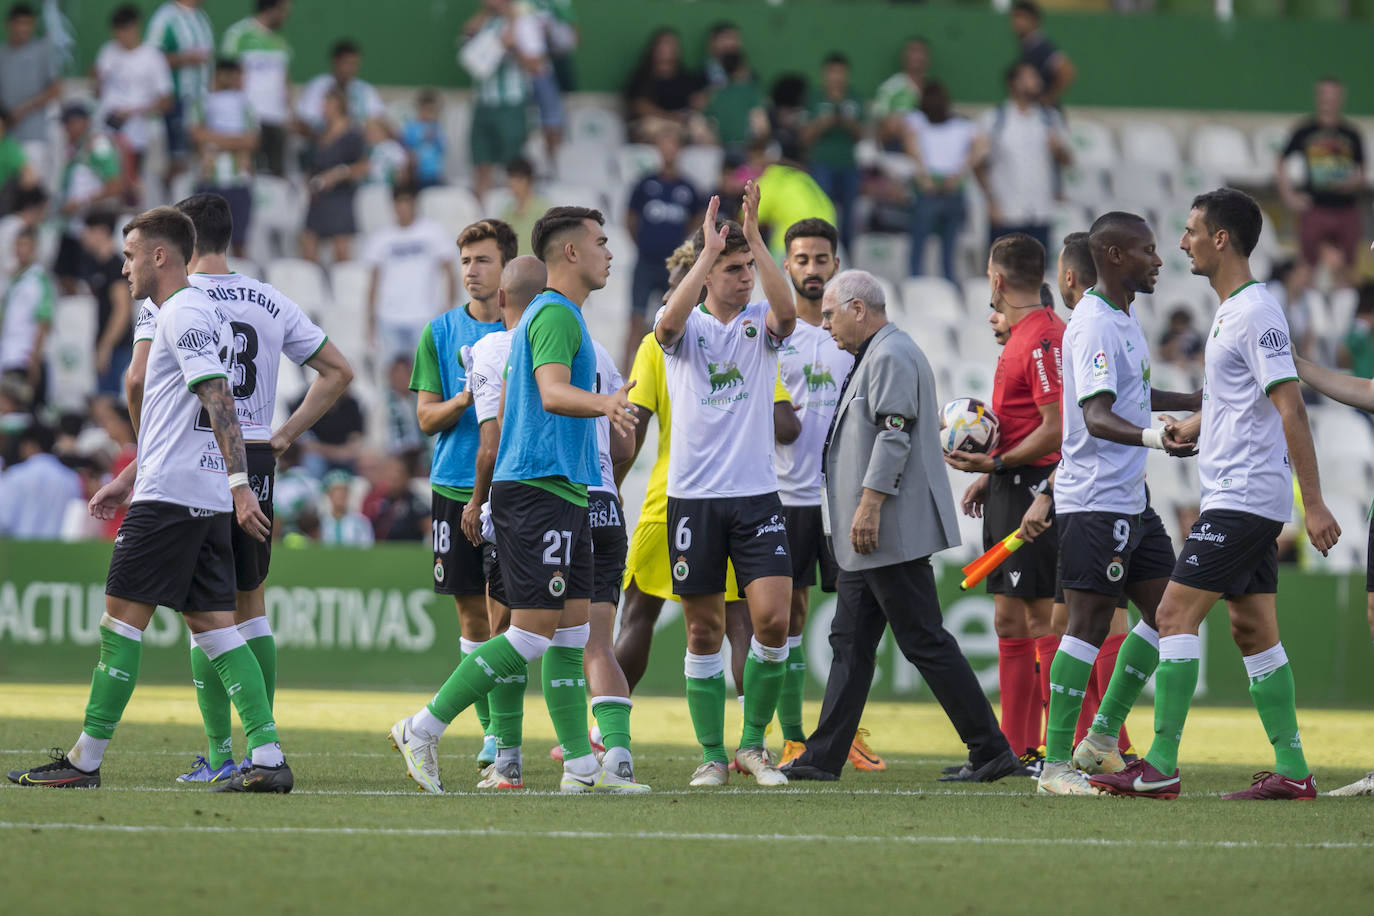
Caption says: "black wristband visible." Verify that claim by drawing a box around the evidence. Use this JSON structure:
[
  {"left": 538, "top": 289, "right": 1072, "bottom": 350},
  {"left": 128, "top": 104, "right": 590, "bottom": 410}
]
[{"left": 992, "top": 455, "right": 1007, "bottom": 475}]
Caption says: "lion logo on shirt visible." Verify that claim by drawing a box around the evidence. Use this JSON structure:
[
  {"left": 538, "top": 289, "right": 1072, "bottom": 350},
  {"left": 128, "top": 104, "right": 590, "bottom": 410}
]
[
  {"left": 803, "top": 363, "right": 836, "bottom": 391},
  {"left": 707, "top": 361, "right": 743, "bottom": 392}
]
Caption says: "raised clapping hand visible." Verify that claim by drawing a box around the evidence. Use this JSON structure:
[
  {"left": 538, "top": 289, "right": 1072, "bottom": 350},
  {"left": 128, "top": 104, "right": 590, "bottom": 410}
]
[
  {"left": 701, "top": 195, "right": 727, "bottom": 255},
  {"left": 740, "top": 179, "right": 762, "bottom": 241},
  {"left": 604, "top": 379, "right": 639, "bottom": 437}
]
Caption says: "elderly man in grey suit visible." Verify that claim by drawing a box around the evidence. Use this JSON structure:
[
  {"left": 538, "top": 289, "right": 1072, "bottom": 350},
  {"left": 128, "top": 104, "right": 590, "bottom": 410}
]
[{"left": 780, "top": 270, "right": 1020, "bottom": 783}]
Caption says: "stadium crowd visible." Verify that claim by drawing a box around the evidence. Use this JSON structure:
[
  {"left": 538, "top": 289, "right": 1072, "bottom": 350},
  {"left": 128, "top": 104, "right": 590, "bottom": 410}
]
[{"left": 0, "top": 0, "right": 1369, "bottom": 574}]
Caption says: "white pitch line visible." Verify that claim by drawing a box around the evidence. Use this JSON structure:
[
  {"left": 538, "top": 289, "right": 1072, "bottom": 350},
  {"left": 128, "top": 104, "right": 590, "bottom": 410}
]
[
  {"left": 0, "top": 749, "right": 955, "bottom": 765},
  {"left": 0, "top": 784, "right": 1033, "bottom": 798},
  {"left": 1, "top": 821, "right": 1370, "bottom": 850}
]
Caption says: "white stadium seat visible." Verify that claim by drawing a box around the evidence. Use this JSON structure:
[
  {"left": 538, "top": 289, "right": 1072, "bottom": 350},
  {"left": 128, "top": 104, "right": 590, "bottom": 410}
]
[
  {"left": 555, "top": 141, "right": 616, "bottom": 192},
  {"left": 614, "top": 144, "right": 663, "bottom": 185},
  {"left": 677, "top": 145, "right": 724, "bottom": 194},
  {"left": 1061, "top": 165, "right": 1109, "bottom": 210},
  {"left": 1251, "top": 123, "right": 1291, "bottom": 177},
  {"left": 249, "top": 175, "right": 306, "bottom": 262},
  {"left": 417, "top": 185, "right": 481, "bottom": 242},
  {"left": 354, "top": 182, "right": 396, "bottom": 237},
  {"left": 441, "top": 98, "right": 474, "bottom": 181},
  {"left": 45, "top": 295, "right": 97, "bottom": 410},
  {"left": 1066, "top": 118, "right": 1118, "bottom": 170},
  {"left": 900, "top": 276, "right": 964, "bottom": 325},
  {"left": 566, "top": 104, "right": 626, "bottom": 148},
  {"left": 1188, "top": 124, "right": 1263, "bottom": 184},
  {"left": 542, "top": 181, "right": 604, "bottom": 211},
  {"left": 326, "top": 260, "right": 373, "bottom": 370},
  {"left": 265, "top": 257, "right": 331, "bottom": 317},
  {"left": 1119, "top": 121, "right": 1183, "bottom": 172},
  {"left": 850, "top": 233, "right": 910, "bottom": 287}
]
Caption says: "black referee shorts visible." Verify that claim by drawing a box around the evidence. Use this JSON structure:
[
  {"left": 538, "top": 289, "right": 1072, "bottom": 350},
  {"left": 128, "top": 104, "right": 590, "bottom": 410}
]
[{"left": 985, "top": 465, "right": 1057, "bottom": 599}]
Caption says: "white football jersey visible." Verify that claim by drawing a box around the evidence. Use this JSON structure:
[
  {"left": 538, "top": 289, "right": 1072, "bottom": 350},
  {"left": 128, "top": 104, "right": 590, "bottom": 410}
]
[
  {"left": 775, "top": 318, "right": 853, "bottom": 506},
  {"left": 132, "top": 298, "right": 159, "bottom": 343},
  {"left": 469, "top": 327, "right": 512, "bottom": 426},
  {"left": 1198, "top": 282, "right": 1298, "bottom": 522},
  {"left": 132, "top": 287, "right": 235, "bottom": 511},
  {"left": 190, "top": 273, "right": 328, "bottom": 442},
  {"left": 657, "top": 301, "right": 787, "bottom": 499},
  {"left": 590, "top": 339, "right": 623, "bottom": 497},
  {"left": 1055, "top": 289, "right": 1151, "bottom": 516}
]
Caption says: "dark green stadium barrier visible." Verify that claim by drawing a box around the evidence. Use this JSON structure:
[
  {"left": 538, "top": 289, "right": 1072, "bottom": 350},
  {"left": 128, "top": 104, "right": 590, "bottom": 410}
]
[
  {"left": 3, "top": 539, "right": 1371, "bottom": 706},
  {"left": 65, "top": 1, "right": 1374, "bottom": 114}
]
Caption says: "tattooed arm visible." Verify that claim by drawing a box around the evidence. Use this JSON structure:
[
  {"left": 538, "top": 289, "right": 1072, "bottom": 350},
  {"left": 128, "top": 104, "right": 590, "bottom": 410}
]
[{"left": 195, "top": 376, "right": 271, "bottom": 541}]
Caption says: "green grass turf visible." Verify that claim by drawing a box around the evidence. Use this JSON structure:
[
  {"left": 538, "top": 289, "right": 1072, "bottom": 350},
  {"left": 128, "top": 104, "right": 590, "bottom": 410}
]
[{"left": 3, "top": 693, "right": 1374, "bottom": 916}]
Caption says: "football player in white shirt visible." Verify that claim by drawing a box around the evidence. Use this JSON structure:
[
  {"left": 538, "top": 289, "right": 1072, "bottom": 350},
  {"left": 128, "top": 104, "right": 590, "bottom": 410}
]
[
  {"left": 771, "top": 217, "right": 877, "bottom": 769},
  {"left": 8, "top": 207, "right": 287, "bottom": 792},
  {"left": 653, "top": 183, "right": 797, "bottom": 787},
  {"left": 1291, "top": 244, "right": 1374, "bottom": 797},
  {"left": 1029, "top": 212, "right": 1198, "bottom": 797},
  {"left": 1091, "top": 190, "right": 1340, "bottom": 801}
]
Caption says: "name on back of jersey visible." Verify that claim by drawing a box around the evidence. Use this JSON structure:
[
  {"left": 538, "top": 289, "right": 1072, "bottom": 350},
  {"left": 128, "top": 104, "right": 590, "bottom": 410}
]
[{"left": 200, "top": 282, "right": 282, "bottom": 318}]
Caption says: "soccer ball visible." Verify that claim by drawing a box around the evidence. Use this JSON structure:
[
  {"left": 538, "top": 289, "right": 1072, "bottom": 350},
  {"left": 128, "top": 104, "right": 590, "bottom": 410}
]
[{"left": 939, "top": 398, "right": 1000, "bottom": 455}]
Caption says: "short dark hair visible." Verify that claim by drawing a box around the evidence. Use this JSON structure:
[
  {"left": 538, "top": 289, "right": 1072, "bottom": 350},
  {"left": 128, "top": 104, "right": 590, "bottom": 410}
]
[
  {"left": 84, "top": 209, "right": 118, "bottom": 234},
  {"left": 1088, "top": 211, "right": 1151, "bottom": 269},
  {"left": 708, "top": 21, "right": 738, "bottom": 39},
  {"left": 416, "top": 88, "right": 439, "bottom": 107},
  {"left": 14, "top": 185, "right": 46, "bottom": 211},
  {"left": 7, "top": 3, "right": 35, "bottom": 22},
  {"left": 506, "top": 155, "right": 535, "bottom": 180},
  {"left": 18, "top": 421, "right": 54, "bottom": 454},
  {"left": 391, "top": 182, "right": 418, "bottom": 203},
  {"left": 215, "top": 57, "right": 242, "bottom": 74},
  {"left": 459, "top": 218, "right": 519, "bottom": 265},
  {"left": 784, "top": 218, "right": 838, "bottom": 256},
  {"left": 256, "top": 0, "right": 286, "bottom": 12},
  {"left": 1039, "top": 283, "right": 1054, "bottom": 308},
  {"left": 690, "top": 220, "right": 750, "bottom": 262},
  {"left": 1190, "top": 188, "right": 1262, "bottom": 257},
  {"left": 124, "top": 207, "right": 197, "bottom": 265},
  {"left": 1011, "top": 1, "right": 1042, "bottom": 19},
  {"left": 531, "top": 206, "right": 604, "bottom": 263},
  {"left": 989, "top": 233, "right": 1045, "bottom": 291},
  {"left": 0, "top": 105, "right": 10, "bottom": 128},
  {"left": 824, "top": 52, "right": 849, "bottom": 69},
  {"left": 331, "top": 39, "right": 360, "bottom": 60},
  {"left": 111, "top": 3, "right": 139, "bottom": 28},
  {"left": 1060, "top": 231, "right": 1096, "bottom": 285},
  {"left": 175, "top": 194, "right": 233, "bottom": 255},
  {"left": 1005, "top": 60, "right": 1037, "bottom": 85}
]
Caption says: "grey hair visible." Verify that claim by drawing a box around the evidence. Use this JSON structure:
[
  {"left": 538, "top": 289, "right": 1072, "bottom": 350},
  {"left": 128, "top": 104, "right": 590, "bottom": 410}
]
[{"left": 825, "top": 269, "right": 886, "bottom": 313}]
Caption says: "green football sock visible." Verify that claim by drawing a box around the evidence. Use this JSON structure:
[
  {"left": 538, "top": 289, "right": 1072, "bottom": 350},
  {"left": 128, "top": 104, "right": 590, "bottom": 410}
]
[
  {"left": 82, "top": 623, "right": 143, "bottom": 741},
  {"left": 461, "top": 642, "right": 493, "bottom": 735},
  {"left": 739, "top": 653, "right": 785, "bottom": 749},
  {"left": 190, "top": 646, "right": 234, "bottom": 767},
  {"left": 542, "top": 646, "right": 592, "bottom": 760},
  {"left": 1092, "top": 628, "right": 1159, "bottom": 739},
  {"left": 428, "top": 635, "right": 526, "bottom": 724},
  {"left": 1144, "top": 642, "right": 1199, "bottom": 775},
  {"left": 246, "top": 635, "right": 276, "bottom": 707},
  {"left": 686, "top": 670, "right": 728, "bottom": 765},
  {"left": 777, "top": 640, "right": 807, "bottom": 742},
  {"left": 207, "top": 644, "right": 279, "bottom": 751},
  {"left": 1248, "top": 661, "right": 1308, "bottom": 779},
  {"left": 592, "top": 698, "right": 632, "bottom": 751},
  {"left": 488, "top": 666, "right": 529, "bottom": 750},
  {"left": 1044, "top": 641, "right": 1096, "bottom": 763}
]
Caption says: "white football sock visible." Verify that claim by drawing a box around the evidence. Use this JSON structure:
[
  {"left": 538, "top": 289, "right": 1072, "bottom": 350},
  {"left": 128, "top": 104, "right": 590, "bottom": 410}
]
[
  {"left": 411, "top": 706, "right": 448, "bottom": 739},
  {"left": 68, "top": 732, "right": 109, "bottom": 772},
  {"left": 250, "top": 741, "right": 285, "bottom": 768},
  {"left": 563, "top": 752, "right": 598, "bottom": 777}
]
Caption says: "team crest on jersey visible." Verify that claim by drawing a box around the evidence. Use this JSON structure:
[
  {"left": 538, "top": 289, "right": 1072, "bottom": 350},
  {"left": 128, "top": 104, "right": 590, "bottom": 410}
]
[
  {"left": 177, "top": 328, "right": 214, "bottom": 353},
  {"left": 1213, "top": 317, "right": 1223, "bottom": 338},
  {"left": 672, "top": 556, "right": 690, "bottom": 581},
  {"left": 742, "top": 321, "right": 758, "bottom": 339},
  {"left": 548, "top": 572, "right": 567, "bottom": 597},
  {"left": 433, "top": 560, "right": 445, "bottom": 582},
  {"left": 803, "top": 363, "right": 836, "bottom": 391},
  {"left": 1258, "top": 328, "right": 1289, "bottom": 353},
  {"left": 1106, "top": 557, "right": 1124, "bottom": 582},
  {"left": 707, "top": 361, "right": 743, "bottom": 392}
]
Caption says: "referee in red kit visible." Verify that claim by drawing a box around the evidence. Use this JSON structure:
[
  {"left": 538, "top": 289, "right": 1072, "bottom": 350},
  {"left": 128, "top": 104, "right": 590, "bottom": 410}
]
[{"left": 947, "top": 233, "right": 1065, "bottom": 766}]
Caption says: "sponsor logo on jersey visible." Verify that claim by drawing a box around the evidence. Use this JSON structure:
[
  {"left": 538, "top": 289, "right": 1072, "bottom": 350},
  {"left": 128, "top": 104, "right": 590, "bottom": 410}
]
[
  {"left": 672, "top": 556, "right": 690, "bottom": 581},
  {"left": 1091, "top": 350, "right": 1109, "bottom": 381},
  {"left": 1258, "top": 328, "right": 1290, "bottom": 353},
  {"left": 1009, "top": 570, "right": 1022, "bottom": 587},
  {"left": 177, "top": 328, "right": 215, "bottom": 353},
  {"left": 188, "top": 507, "right": 216, "bottom": 517},
  {"left": 774, "top": 545, "right": 786, "bottom": 555},
  {"left": 1106, "top": 557, "right": 1124, "bottom": 582},
  {"left": 1212, "top": 317, "right": 1223, "bottom": 338},
  {"left": 1185, "top": 554, "right": 1199, "bottom": 566},
  {"left": 803, "top": 363, "right": 836, "bottom": 391},
  {"left": 548, "top": 572, "right": 566, "bottom": 598},
  {"left": 471, "top": 372, "right": 487, "bottom": 393},
  {"left": 1187, "top": 522, "right": 1226, "bottom": 544},
  {"left": 707, "top": 361, "right": 744, "bottom": 393},
  {"left": 756, "top": 514, "right": 786, "bottom": 537}
]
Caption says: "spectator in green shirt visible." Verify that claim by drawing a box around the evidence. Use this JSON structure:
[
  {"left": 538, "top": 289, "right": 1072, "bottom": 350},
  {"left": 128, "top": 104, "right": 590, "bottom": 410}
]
[
  {"left": 704, "top": 50, "right": 766, "bottom": 154},
  {"left": 1339, "top": 285, "right": 1374, "bottom": 381},
  {"left": 871, "top": 36, "right": 929, "bottom": 150},
  {"left": 802, "top": 53, "right": 863, "bottom": 254},
  {"left": 0, "top": 107, "right": 37, "bottom": 214}
]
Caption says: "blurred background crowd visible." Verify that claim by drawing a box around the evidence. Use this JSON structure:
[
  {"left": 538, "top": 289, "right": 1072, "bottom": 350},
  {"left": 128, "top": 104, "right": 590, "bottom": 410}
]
[{"left": 0, "top": 0, "right": 1371, "bottom": 571}]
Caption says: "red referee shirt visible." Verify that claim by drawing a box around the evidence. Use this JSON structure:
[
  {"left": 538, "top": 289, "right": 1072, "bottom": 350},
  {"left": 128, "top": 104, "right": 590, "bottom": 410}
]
[{"left": 992, "top": 306, "right": 1065, "bottom": 466}]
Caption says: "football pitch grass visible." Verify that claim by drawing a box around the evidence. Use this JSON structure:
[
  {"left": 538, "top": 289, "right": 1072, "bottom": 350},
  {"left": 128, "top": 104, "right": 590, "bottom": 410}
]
[{"left": 3, "top": 684, "right": 1373, "bottom": 915}]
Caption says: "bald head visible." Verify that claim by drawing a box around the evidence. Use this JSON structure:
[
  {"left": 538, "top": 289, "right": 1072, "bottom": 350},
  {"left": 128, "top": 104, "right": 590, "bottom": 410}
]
[
  {"left": 500, "top": 255, "right": 548, "bottom": 312},
  {"left": 1088, "top": 211, "right": 1150, "bottom": 265}
]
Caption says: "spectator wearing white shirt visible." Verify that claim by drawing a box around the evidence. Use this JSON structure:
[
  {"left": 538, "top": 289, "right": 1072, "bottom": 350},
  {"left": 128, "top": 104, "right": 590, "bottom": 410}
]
[
  {"left": 971, "top": 62, "right": 1072, "bottom": 255},
  {"left": 0, "top": 423, "right": 81, "bottom": 539},
  {"left": 903, "top": 81, "right": 975, "bottom": 283},
  {"left": 189, "top": 59, "right": 259, "bottom": 256},
  {"left": 364, "top": 183, "right": 457, "bottom": 364},
  {"left": 294, "top": 39, "right": 385, "bottom": 138},
  {"left": 93, "top": 5, "right": 174, "bottom": 176},
  {"left": 319, "top": 469, "right": 374, "bottom": 547},
  {"left": 145, "top": 0, "right": 215, "bottom": 178},
  {"left": 219, "top": 0, "right": 293, "bottom": 176},
  {"left": 0, "top": 227, "right": 53, "bottom": 397}
]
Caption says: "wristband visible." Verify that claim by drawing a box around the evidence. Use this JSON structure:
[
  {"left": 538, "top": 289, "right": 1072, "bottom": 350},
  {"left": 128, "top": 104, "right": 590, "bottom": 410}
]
[
  {"left": 992, "top": 455, "right": 1007, "bottom": 475},
  {"left": 228, "top": 472, "right": 250, "bottom": 490},
  {"left": 1141, "top": 427, "right": 1166, "bottom": 450}
]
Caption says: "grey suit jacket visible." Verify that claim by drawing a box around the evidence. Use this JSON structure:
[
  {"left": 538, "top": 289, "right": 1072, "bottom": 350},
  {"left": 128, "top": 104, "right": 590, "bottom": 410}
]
[{"left": 824, "top": 323, "right": 961, "bottom": 571}]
